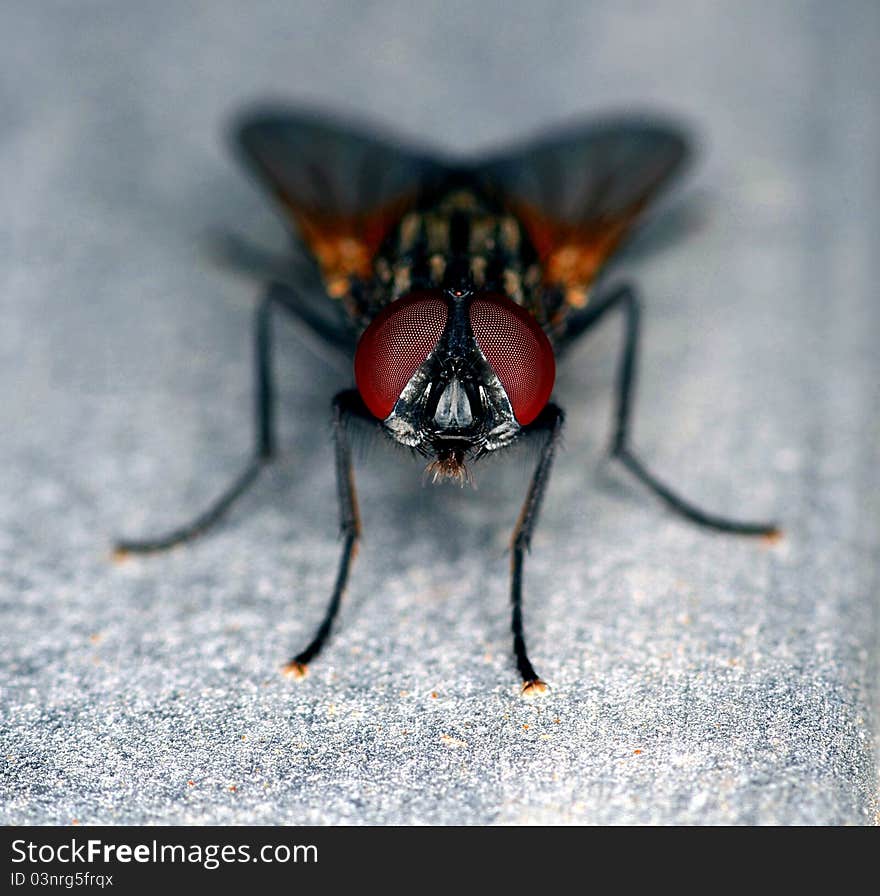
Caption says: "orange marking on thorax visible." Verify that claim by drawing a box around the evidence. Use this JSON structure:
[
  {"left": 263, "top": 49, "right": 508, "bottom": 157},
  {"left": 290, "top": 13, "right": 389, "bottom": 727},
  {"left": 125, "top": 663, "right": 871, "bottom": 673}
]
[
  {"left": 281, "top": 195, "right": 413, "bottom": 299},
  {"left": 511, "top": 199, "right": 647, "bottom": 309}
]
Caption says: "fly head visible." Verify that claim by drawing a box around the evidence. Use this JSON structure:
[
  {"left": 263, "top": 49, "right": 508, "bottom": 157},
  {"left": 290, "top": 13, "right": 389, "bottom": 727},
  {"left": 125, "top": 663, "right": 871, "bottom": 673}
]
[{"left": 354, "top": 287, "right": 555, "bottom": 484}]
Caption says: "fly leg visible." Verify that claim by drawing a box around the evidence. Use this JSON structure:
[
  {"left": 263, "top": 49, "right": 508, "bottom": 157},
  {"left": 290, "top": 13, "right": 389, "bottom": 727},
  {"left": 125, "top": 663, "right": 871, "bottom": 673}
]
[
  {"left": 510, "top": 404, "right": 565, "bottom": 695},
  {"left": 284, "top": 389, "right": 365, "bottom": 678},
  {"left": 559, "top": 283, "right": 778, "bottom": 536},
  {"left": 114, "top": 284, "right": 288, "bottom": 555}
]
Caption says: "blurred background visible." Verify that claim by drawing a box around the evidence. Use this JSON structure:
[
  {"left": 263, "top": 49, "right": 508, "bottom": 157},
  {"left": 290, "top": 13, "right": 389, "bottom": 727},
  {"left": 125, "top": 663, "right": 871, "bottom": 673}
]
[{"left": 1, "top": 1, "right": 877, "bottom": 824}]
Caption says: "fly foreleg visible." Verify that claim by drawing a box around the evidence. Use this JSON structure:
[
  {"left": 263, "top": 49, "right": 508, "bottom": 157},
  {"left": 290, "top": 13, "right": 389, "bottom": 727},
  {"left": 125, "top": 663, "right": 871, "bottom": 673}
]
[
  {"left": 283, "top": 389, "right": 366, "bottom": 678},
  {"left": 510, "top": 404, "right": 565, "bottom": 695}
]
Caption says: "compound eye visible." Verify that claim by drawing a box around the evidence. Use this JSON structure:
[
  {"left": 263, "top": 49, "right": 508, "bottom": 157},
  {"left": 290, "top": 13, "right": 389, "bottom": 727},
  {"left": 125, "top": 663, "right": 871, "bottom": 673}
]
[
  {"left": 355, "top": 291, "right": 448, "bottom": 420},
  {"left": 469, "top": 293, "right": 555, "bottom": 425}
]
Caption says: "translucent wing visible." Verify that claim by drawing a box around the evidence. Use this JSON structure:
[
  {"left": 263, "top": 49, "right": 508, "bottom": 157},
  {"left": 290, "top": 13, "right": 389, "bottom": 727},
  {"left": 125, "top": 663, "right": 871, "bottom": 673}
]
[
  {"left": 476, "top": 117, "right": 692, "bottom": 308},
  {"left": 234, "top": 105, "right": 449, "bottom": 299}
]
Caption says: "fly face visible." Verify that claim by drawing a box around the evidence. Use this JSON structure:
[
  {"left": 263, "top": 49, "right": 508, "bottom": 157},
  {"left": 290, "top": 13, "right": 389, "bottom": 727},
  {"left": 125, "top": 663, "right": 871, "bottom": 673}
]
[{"left": 354, "top": 287, "right": 555, "bottom": 483}]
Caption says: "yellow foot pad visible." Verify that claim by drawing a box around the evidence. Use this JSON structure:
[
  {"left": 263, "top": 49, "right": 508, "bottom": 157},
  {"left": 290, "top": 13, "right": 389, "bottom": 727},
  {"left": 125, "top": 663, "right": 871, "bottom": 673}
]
[
  {"left": 111, "top": 547, "right": 130, "bottom": 564},
  {"left": 761, "top": 528, "right": 784, "bottom": 547},
  {"left": 282, "top": 661, "right": 308, "bottom": 680},
  {"left": 521, "top": 679, "right": 550, "bottom": 698}
]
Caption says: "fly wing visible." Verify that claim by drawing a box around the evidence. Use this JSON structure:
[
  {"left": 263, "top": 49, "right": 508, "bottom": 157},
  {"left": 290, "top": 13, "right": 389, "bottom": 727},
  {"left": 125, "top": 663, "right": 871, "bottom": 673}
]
[
  {"left": 234, "top": 106, "right": 448, "bottom": 300},
  {"left": 476, "top": 117, "right": 692, "bottom": 308}
]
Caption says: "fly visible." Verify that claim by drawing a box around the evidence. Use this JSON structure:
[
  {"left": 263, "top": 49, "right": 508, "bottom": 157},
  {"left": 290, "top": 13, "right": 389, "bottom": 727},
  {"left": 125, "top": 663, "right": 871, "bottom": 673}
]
[{"left": 116, "top": 106, "right": 779, "bottom": 695}]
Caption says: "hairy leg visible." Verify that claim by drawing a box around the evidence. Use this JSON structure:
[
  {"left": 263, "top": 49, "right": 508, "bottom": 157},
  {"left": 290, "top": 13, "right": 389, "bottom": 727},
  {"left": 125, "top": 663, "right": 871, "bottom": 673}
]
[
  {"left": 558, "top": 283, "right": 778, "bottom": 536},
  {"left": 116, "top": 284, "right": 285, "bottom": 554},
  {"left": 283, "top": 389, "right": 369, "bottom": 677},
  {"left": 510, "top": 404, "right": 565, "bottom": 695}
]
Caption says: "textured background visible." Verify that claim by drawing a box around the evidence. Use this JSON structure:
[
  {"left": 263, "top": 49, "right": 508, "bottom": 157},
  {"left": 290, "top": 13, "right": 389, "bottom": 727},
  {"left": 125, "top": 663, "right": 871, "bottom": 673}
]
[{"left": 1, "top": 1, "right": 878, "bottom": 825}]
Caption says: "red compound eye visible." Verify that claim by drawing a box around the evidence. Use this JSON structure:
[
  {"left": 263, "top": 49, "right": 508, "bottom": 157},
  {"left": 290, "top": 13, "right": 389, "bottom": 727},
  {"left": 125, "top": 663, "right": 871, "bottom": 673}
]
[
  {"left": 355, "top": 291, "right": 448, "bottom": 420},
  {"left": 470, "top": 293, "right": 555, "bottom": 425}
]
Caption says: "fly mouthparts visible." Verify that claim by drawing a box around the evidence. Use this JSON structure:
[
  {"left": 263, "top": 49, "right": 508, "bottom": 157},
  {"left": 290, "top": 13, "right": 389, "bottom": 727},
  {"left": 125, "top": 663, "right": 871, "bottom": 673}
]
[{"left": 423, "top": 450, "right": 474, "bottom": 488}]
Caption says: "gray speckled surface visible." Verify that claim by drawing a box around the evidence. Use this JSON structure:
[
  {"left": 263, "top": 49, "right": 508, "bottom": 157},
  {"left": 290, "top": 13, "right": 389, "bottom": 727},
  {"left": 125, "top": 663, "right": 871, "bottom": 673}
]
[{"left": 1, "top": 1, "right": 878, "bottom": 825}]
